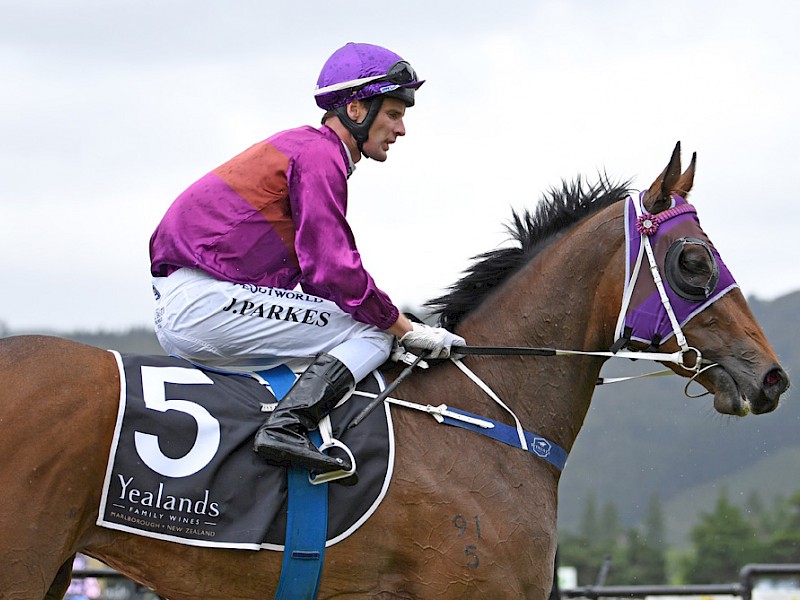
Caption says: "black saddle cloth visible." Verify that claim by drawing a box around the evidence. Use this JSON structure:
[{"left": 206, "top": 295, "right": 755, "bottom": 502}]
[{"left": 98, "top": 353, "right": 392, "bottom": 550}]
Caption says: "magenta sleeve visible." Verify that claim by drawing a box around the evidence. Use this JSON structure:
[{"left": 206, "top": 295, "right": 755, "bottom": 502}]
[{"left": 289, "top": 142, "right": 400, "bottom": 330}]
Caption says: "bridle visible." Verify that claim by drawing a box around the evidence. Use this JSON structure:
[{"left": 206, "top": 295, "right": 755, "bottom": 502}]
[
  {"left": 351, "top": 191, "right": 740, "bottom": 432},
  {"left": 453, "top": 191, "right": 739, "bottom": 395}
]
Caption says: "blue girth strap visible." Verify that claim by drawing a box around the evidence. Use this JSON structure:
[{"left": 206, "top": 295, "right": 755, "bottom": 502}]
[
  {"left": 440, "top": 407, "right": 568, "bottom": 470},
  {"left": 257, "top": 365, "right": 328, "bottom": 600}
]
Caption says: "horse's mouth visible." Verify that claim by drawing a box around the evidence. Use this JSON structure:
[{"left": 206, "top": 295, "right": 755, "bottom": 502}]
[
  {"left": 699, "top": 364, "right": 787, "bottom": 416},
  {"left": 703, "top": 366, "right": 750, "bottom": 416}
]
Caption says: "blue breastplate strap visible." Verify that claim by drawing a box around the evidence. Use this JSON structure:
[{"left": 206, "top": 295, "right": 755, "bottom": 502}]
[
  {"left": 257, "top": 365, "right": 328, "bottom": 600},
  {"left": 440, "top": 407, "right": 568, "bottom": 471}
]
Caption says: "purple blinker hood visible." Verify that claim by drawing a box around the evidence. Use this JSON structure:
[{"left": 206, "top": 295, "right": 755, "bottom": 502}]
[{"left": 616, "top": 192, "right": 739, "bottom": 347}]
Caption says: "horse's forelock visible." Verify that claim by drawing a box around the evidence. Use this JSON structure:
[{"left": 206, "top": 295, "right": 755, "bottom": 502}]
[{"left": 426, "top": 176, "right": 632, "bottom": 329}]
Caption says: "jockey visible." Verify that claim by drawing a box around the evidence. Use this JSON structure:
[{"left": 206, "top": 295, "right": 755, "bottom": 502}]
[{"left": 149, "top": 42, "right": 465, "bottom": 475}]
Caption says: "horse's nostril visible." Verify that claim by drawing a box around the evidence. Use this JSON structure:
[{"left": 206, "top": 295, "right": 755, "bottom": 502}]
[{"left": 763, "top": 367, "right": 789, "bottom": 396}]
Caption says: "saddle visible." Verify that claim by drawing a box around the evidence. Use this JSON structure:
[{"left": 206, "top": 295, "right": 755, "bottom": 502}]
[{"left": 98, "top": 352, "right": 394, "bottom": 550}]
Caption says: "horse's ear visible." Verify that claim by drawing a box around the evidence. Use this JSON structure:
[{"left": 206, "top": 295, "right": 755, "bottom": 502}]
[
  {"left": 674, "top": 151, "right": 696, "bottom": 199},
  {"left": 643, "top": 142, "right": 682, "bottom": 213}
]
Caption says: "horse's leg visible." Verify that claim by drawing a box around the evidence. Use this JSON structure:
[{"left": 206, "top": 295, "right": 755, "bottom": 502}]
[
  {"left": 0, "top": 337, "right": 120, "bottom": 597},
  {"left": 43, "top": 556, "right": 74, "bottom": 600}
]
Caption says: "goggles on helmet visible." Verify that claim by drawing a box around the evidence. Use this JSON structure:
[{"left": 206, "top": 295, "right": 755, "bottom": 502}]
[{"left": 314, "top": 61, "right": 418, "bottom": 97}]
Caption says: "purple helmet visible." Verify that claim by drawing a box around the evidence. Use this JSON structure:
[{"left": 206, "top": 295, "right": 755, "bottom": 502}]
[{"left": 314, "top": 42, "right": 424, "bottom": 111}]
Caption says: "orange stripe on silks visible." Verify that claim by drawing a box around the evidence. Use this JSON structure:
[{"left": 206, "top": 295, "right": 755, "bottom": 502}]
[{"left": 213, "top": 142, "right": 298, "bottom": 263}]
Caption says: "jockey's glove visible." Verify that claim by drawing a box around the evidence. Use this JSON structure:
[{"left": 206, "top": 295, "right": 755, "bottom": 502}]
[
  {"left": 390, "top": 341, "right": 430, "bottom": 368},
  {"left": 399, "top": 323, "right": 466, "bottom": 359}
]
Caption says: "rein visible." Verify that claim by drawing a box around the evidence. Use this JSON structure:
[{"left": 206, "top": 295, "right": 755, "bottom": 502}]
[
  {"left": 351, "top": 192, "right": 729, "bottom": 449},
  {"left": 452, "top": 343, "right": 711, "bottom": 396},
  {"left": 454, "top": 344, "right": 701, "bottom": 371}
]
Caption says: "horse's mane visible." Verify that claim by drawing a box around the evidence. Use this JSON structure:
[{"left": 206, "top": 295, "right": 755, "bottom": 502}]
[{"left": 427, "top": 176, "right": 632, "bottom": 329}]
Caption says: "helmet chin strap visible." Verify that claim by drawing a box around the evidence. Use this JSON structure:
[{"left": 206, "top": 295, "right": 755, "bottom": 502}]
[{"left": 333, "top": 97, "right": 385, "bottom": 159}]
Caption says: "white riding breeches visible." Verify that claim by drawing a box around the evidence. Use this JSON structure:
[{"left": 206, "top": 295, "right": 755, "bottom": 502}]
[{"left": 152, "top": 268, "right": 394, "bottom": 381}]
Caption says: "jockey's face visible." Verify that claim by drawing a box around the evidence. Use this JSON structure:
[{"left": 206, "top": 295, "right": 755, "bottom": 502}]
[{"left": 359, "top": 97, "right": 407, "bottom": 162}]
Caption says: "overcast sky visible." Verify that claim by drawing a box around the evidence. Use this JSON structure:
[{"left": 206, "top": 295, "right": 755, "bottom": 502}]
[{"left": 2, "top": 0, "right": 798, "bottom": 333}]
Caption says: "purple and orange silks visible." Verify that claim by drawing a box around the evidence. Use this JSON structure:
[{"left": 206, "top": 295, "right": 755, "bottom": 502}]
[{"left": 149, "top": 125, "right": 399, "bottom": 330}]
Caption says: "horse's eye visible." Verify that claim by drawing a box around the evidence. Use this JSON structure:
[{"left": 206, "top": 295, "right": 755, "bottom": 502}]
[
  {"left": 664, "top": 237, "right": 720, "bottom": 301},
  {"left": 680, "top": 245, "right": 713, "bottom": 284}
]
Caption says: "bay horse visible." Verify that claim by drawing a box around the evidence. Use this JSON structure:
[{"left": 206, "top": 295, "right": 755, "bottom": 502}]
[{"left": 0, "top": 144, "right": 789, "bottom": 599}]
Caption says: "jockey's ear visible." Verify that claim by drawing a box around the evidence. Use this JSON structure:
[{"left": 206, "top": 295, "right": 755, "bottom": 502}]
[
  {"left": 644, "top": 141, "right": 682, "bottom": 214},
  {"left": 346, "top": 100, "right": 368, "bottom": 124}
]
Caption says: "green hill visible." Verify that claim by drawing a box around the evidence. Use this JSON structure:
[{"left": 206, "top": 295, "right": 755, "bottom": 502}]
[{"left": 661, "top": 444, "right": 800, "bottom": 548}]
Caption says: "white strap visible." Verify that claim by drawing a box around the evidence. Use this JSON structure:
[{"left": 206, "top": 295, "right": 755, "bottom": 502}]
[
  {"left": 599, "top": 369, "right": 675, "bottom": 385},
  {"left": 351, "top": 391, "right": 493, "bottom": 429},
  {"left": 554, "top": 348, "right": 687, "bottom": 363},
  {"left": 630, "top": 194, "right": 690, "bottom": 351},
  {"left": 615, "top": 195, "right": 646, "bottom": 341},
  {"left": 450, "top": 359, "right": 527, "bottom": 449},
  {"left": 642, "top": 234, "right": 689, "bottom": 350}
]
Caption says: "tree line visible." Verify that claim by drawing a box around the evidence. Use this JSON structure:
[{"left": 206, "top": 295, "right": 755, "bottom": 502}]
[{"left": 559, "top": 488, "right": 800, "bottom": 585}]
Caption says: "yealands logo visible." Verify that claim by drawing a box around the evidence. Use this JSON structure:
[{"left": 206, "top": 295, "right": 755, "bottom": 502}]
[{"left": 117, "top": 474, "right": 220, "bottom": 518}]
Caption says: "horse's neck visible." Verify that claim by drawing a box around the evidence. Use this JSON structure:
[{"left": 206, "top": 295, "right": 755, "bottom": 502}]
[{"left": 442, "top": 206, "right": 627, "bottom": 452}]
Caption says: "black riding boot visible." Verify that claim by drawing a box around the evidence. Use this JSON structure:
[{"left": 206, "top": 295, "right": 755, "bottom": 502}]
[{"left": 254, "top": 353, "right": 355, "bottom": 473}]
